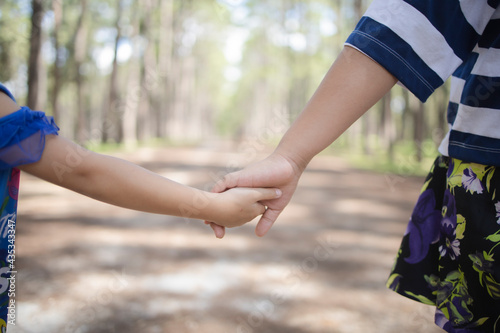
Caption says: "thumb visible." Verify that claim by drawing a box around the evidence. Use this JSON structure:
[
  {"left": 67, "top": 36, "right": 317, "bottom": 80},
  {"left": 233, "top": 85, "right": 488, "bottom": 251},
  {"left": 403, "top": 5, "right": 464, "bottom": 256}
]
[
  {"left": 207, "top": 222, "right": 225, "bottom": 239},
  {"left": 212, "top": 171, "right": 242, "bottom": 193}
]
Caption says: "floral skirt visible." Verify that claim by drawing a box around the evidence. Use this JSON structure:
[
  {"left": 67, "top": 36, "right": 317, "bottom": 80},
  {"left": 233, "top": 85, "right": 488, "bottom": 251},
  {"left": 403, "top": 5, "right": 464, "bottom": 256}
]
[{"left": 387, "top": 155, "right": 500, "bottom": 332}]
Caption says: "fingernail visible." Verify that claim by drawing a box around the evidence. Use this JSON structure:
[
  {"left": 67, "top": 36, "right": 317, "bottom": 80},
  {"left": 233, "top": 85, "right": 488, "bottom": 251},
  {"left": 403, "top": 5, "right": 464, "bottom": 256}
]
[{"left": 276, "top": 189, "right": 282, "bottom": 197}]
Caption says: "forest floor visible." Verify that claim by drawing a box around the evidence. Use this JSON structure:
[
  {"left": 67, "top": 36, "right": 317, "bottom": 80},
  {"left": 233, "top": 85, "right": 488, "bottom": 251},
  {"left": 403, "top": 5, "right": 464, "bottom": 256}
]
[{"left": 9, "top": 144, "right": 444, "bottom": 333}]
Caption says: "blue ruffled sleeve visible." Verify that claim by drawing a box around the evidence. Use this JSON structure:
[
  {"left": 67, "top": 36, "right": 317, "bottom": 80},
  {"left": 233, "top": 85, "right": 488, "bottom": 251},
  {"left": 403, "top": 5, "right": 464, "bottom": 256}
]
[
  {"left": 0, "top": 84, "right": 60, "bottom": 170},
  {"left": 0, "top": 83, "right": 16, "bottom": 102}
]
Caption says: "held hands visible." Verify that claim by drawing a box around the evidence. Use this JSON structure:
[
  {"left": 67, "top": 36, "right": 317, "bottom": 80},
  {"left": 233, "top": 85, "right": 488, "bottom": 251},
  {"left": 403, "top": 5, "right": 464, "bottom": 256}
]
[
  {"left": 208, "top": 187, "right": 282, "bottom": 228},
  {"left": 206, "top": 152, "right": 304, "bottom": 238}
]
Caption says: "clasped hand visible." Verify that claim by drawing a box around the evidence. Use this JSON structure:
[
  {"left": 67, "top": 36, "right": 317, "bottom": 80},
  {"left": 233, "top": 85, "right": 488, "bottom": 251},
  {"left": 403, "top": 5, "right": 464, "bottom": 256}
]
[{"left": 205, "top": 152, "right": 303, "bottom": 238}]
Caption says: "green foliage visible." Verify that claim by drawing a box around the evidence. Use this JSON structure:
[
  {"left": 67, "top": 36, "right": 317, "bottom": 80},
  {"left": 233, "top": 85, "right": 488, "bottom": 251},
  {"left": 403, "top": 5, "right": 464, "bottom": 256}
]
[
  {"left": 2, "top": 0, "right": 449, "bottom": 175},
  {"left": 327, "top": 138, "right": 440, "bottom": 176},
  {"left": 0, "top": 0, "right": 30, "bottom": 82}
]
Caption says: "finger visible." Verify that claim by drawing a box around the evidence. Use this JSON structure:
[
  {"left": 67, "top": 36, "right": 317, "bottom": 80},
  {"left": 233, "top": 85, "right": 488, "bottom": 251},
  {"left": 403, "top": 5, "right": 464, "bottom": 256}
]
[
  {"left": 212, "top": 171, "right": 241, "bottom": 193},
  {"left": 254, "top": 202, "right": 267, "bottom": 216},
  {"left": 208, "top": 222, "right": 226, "bottom": 238},
  {"left": 255, "top": 208, "right": 281, "bottom": 237},
  {"left": 251, "top": 188, "right": 282, "bottom": 202}
]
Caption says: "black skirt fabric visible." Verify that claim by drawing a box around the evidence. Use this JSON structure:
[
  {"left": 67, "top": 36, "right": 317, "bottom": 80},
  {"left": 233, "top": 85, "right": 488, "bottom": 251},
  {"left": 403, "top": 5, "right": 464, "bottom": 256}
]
[{"left": 387, "top": 155, "right": 500, "bottom": 332}]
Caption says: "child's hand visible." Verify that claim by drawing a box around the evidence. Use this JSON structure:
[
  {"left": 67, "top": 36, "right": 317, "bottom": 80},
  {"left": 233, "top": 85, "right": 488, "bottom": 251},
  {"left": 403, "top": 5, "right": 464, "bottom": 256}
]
[
  {"left": 207, "top": 187, "right": 282, "bottom": 228},
  {"left": 206, "top": 152, "right": 302, "bottom": 238}
]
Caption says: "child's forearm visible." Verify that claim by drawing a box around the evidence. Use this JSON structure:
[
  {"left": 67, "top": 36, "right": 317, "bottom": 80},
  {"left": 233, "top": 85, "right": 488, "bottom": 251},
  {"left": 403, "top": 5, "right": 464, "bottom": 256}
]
[
  {"left": 1, "top": 94, "right": 213, "bottom": 220},
  {"left": 19, "top": 135, "right": 280, "bottom": 226},
  {"left": 82, "top": 155, "right": 225, "bottom": 221},
  {"left": 19, "top": 135, "right": 220, "bottom": 219},
  {"left": 275, "top": 46, "right": 398, "bottom": 170}
]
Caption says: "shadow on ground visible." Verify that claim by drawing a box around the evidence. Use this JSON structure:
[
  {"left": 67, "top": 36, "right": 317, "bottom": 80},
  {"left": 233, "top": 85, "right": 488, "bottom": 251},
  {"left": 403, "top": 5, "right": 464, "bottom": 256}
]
[{"left": 10, "top": 146, "right": 442, "bottom": 333}]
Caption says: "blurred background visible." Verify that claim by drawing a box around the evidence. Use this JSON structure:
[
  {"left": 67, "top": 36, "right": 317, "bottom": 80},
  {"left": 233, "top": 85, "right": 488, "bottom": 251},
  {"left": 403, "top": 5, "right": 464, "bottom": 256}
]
[
  {"left": 0, "top": 0, "right": 448, "bottom": 166},
  {"left": 1, "top": 0, "right": 449, "bottom": 332}
]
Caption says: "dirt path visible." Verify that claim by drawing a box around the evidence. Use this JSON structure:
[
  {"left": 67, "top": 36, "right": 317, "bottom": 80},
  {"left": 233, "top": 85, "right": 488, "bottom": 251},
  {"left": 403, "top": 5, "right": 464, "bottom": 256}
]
[{"left": 9, "top": 145, "right": 443, "bottom": 333}]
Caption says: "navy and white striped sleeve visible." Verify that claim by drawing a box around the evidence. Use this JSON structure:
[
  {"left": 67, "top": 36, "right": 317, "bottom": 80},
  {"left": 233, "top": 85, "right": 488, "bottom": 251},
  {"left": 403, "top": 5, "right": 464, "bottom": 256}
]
[{"left": 345, "top": 0, "right": 500, "bottom": 102}]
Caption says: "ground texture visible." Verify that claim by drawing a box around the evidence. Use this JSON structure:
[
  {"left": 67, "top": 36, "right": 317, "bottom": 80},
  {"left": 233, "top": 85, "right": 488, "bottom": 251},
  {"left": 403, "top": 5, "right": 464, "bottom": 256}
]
[{"left": 9, "top": 145, "right": 443, "bottom": 333}]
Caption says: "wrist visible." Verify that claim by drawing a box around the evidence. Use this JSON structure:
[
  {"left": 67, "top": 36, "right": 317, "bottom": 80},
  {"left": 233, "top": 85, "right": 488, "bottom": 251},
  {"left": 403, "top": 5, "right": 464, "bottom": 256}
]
[
  {"left": 175, "top": 187, "right": 217, "bottom": 222},
  {"left": 196, "top": 191, "right": 225, "bottom": 223},
  {"left": 273, "top": 143, "right": 310, "bottom": 174}
]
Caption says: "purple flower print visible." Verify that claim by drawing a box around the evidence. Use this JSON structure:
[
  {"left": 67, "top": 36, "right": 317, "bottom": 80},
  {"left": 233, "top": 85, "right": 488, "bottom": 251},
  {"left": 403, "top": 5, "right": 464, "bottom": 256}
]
[
  {"left": 470, "top": 252, "right": 494, "bottom": 275},
  {"left": 439, "top": 219, "right": 460, "bottom": 260},
  {"left": 434, "top": 310, "right": 473, "bottom": 333},
  {"left": 495, "top": 201, "right": 500, "bottom": 225},
  {"left": 434, "top": 271, "right": 474, "bottom": 328},
  {"left": 387, "top": 274, "right": 402, "bottom": 291},
  {"left": 439, "top": 190, "right": 460, "bottom": 260},
  {"left": 462, "top": 167, "right": 484, "bottom": 194},
  {"left": 470, "top": 252, "right": 500, "bottom": 299},
  {"left": 404, "top": 189, "right": 441, "bottom": 264},
  {"left": 434, "top": 310, "right": 451, "bottom": 331}
]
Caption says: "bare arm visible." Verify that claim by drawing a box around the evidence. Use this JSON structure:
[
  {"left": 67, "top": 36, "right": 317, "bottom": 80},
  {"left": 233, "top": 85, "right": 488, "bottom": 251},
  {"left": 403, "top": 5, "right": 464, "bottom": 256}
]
[
  {"left": 209, "top": 46, "right": 398, "bottom": 237},
  {"left": 0, "top": 93, "right": 280, "bottom": 227},
  {"left": 275, "top": 46, "right": 397, "bottom": 171},
  {"left": 17, "top": 135, "right": 280, "bottom": 226}
]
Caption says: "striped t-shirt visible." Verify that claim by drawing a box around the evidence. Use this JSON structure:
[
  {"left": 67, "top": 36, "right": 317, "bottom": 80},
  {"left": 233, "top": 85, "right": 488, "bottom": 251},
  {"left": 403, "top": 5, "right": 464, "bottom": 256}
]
[{"left": 346, "top": 0, "right": 500, "bottom": 166}]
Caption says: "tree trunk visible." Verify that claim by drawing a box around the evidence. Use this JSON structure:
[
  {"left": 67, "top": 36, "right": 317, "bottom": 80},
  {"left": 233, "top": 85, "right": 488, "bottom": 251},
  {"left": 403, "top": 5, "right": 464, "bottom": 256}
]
[
  {"left": 413, "top": 99, "right": 425, "bottom": 163},
  {"left": 50, "top": 0, "right": 63, "bottom": 124},
  {"left": 103, "top": 0, "right": 125, "bottom": 143},
  {"left": 170, "top": 54, "right": 196, "bottom": 140},
  {"left": 400, "top": 88, "right": 410, "bottom": 141},
  {"left": 136, "top": 0, "right": 155, "bottom": 142},
  {"left": 168, "top": 1, "right": 196, "bottom": 141},
  {"left": 156, "top": 0, "right": 174, "bottom": 138},
  {"left": 380, "top": 91, "right": 395, "bottom": 161},
  {"left": 353, "top": 0, "right": 364, "bottom": 20},
  {"left": 436, "top": 84, "right": 449, "bottom": 144},
  {"left": 122, "top": 0, "right": 151, "bottom": 147},
  {"left": 73, "top": 0, "right": 88, "bottom": 144},
  {"left": 27, "top": 0, "right": 44, "bottom": 110}
]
